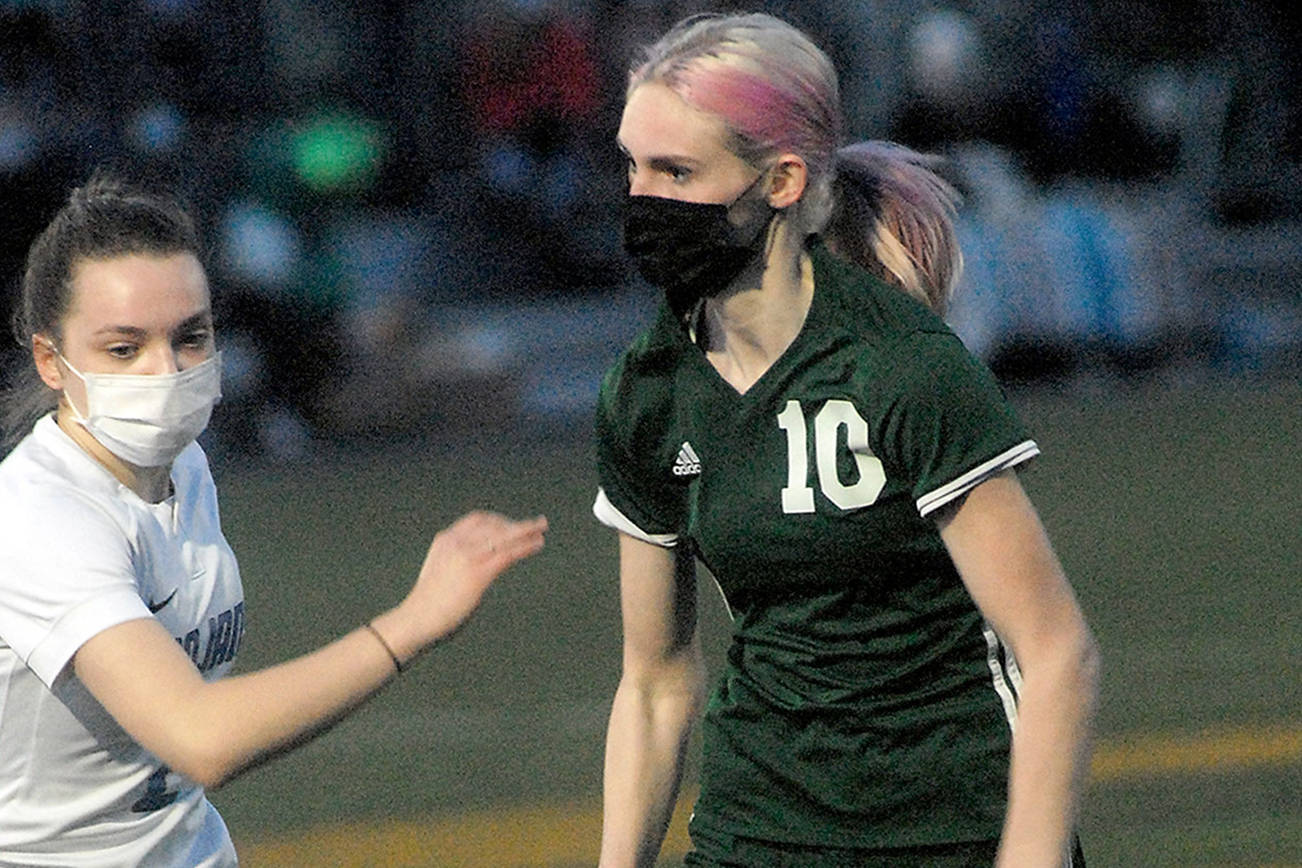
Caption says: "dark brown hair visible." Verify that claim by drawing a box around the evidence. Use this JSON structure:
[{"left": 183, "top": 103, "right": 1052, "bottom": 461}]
[{"left": 2, "top": 171, "right": 201, "bottom": 449}]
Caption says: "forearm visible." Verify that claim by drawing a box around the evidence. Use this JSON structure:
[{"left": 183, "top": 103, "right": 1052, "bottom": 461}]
[
  {"left": 163, "top": 620, "right": 405, "bottom": 788},
  {"left": 77, "top": 615, "right": 405, "bottom": 790},
  {"left": 186, "top": 621, "right": 407, "bottom": 786},
  {"left": 997, "top": 630, "right": 1100, "bottom": 867},
  {"left": 599, "top": 662, "right": 704, "bottom": 868}
]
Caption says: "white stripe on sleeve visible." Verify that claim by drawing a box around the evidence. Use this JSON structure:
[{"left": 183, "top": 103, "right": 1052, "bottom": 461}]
[
  {"left": 916, "top": 440, "right": 1040, "bottom": 517},
  {"left": 592, "top": 488, "right": 679, "bottom": 548}
]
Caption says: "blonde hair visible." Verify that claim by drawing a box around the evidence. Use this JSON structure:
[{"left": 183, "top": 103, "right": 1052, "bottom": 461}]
[
  {"left": 828, "top": 142, "right": 963, "bottom": 315},
  {"left": 629, "top": 13, "right": 842, "bottom": 237},
  {"left": 629, "top": 13, "right": 963, "bottom": 314}
]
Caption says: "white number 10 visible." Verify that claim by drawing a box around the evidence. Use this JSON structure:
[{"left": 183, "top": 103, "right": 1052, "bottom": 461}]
[{"left": 776, "top": 399, "right": 886, "bottom": 514}]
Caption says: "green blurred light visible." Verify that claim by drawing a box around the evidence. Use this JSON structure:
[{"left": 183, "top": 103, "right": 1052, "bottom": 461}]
[{"left": 291, "top": 115, "right": 385, "bottom": 193}]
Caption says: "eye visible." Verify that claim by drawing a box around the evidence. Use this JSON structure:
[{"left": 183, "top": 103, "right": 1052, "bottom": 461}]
[
  {"left": 651, "top": 159, "right": 695, "bottom": 183},
  {"left": 106, "top": 344, "right": 138, "bottom": 360},
  {"left": 177, "top": 329, "right": 212, "bottom": 350}
]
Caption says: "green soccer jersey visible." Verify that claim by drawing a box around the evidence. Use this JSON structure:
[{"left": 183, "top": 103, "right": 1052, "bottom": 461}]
[{"left": 593, "top": 242, "right": 1038, "bottom": 850}]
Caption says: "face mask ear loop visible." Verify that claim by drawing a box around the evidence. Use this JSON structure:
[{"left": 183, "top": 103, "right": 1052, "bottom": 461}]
[
  {"left": 729, "top": 168, "right": 771, "bottom": 210},
  {"left": 729, "top": 165, "right": 783, "bottom": 233},
  {"left": 48, "top": 345, "right": 94, "bottom": 428},
  {"left": 54, "top": 349, "right": 83, "bottom": 381}
]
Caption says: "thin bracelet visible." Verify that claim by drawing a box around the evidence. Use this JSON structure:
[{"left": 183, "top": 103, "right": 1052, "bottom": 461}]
[{"left": 363, "top": 622, "right": 404, "bottom": 674}]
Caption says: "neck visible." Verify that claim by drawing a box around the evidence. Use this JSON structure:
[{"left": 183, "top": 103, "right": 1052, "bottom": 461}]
[
  {"left": 701, "top": 223, "right": 813, "bottom": 393},
  {"left": 55, "top": 406, "right": 172, "bottom": 503}
]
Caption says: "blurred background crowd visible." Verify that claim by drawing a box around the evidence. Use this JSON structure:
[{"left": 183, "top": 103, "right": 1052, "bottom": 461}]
[{"left": 1, "top": 0, "right": 1298, "bottom": 459}]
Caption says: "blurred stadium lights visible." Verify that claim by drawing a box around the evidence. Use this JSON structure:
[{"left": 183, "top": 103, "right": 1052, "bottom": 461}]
[
  {"left": 127, "top": 101, "right": 186, "bottom": 154},
  {"left": 219, "top": 200, "right": 304, "bottom": 290},
  {"left": 290, "top": 113, "right": 386, "bottom": 194}
]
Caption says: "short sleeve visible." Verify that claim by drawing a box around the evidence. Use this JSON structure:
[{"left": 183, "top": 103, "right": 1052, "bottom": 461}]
[
  {"left": 592, "top": 361, "right": 687, "bottom": 547},
  {"left": 876, "top": 331, "right": 1039, "bottom": 517},
  {"left": 0, "top": 491, "right": 151, "bottom": 686}
]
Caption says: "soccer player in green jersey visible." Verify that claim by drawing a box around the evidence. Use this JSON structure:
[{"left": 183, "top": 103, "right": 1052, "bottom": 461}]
[{"left": 592, "top": 13, "right": 1100, "bottom": 867}]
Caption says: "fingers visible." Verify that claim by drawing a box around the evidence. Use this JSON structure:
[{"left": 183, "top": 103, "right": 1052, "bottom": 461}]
[
  {"left": 441, "top": 512, "right": 548, "bottom": 570},
  {"left": 482, "top": 515, "right": 548, "bottom": 570}
]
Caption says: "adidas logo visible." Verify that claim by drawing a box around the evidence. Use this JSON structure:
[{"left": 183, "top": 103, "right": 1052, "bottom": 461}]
[{"left": 672, "top": 441, "right": 702, "bottom": 477}]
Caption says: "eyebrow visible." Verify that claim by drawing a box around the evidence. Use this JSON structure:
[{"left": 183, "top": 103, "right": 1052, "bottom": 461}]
[
  {"left": 616, "top": 141, "right": 702, "bottom": 170},
  {"left": 92, "top": 311, "right": 213, "bottom": 339}
]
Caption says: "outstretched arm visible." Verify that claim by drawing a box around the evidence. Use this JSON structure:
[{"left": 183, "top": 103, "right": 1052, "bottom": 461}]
[
  {"left": 599, "top": 534, "right": 706, "bottom": 868},
  {"left": 936, "top": 471, "right": 1100, "bottom": 867},
  {"left": 74, "top": 510, "right": 547, "bottom": 790}
]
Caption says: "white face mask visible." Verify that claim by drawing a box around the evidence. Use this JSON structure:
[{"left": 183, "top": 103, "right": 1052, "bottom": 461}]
[{"left": 59, "top": 351, "right": 223, "bottom": 467}]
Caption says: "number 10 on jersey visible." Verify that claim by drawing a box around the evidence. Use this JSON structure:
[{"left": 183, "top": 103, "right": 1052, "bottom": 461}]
[{"left": 777, "top": 399, "right": 886, "bottom": 514}]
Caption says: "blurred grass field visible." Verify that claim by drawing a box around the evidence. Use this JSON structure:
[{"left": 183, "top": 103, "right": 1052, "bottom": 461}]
[{"left": 207, "top": 376, "right": 1301, "bottom": 867}]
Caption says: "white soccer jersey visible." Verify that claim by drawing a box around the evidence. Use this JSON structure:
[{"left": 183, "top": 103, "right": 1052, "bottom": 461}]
[{"left": 0, "top": 415, "right": 244, "bottom": 867}]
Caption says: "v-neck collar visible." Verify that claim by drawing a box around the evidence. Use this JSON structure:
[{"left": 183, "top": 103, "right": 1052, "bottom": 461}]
[{"left": 680, "top": 243, "right": 830, "bottom": 404}]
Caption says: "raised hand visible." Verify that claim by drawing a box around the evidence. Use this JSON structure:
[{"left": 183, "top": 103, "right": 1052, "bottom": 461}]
[{"left": 372, "top": 512, "right": 548, "bottom": 666}]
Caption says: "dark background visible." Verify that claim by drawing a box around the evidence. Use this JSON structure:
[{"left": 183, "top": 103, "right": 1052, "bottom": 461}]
[{"left": 2, "top": 0, "right": 1299, "bottom": 459}]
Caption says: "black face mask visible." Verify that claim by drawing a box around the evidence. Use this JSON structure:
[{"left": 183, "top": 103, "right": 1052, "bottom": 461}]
[{"left": 622, "top": 178, "right": 774, "bottom": 319}]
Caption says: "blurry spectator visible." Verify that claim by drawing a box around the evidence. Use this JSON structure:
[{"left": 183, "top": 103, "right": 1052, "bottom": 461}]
[
  {"left": 457, "top": 0, "right": 621, "bottom": 290},
  {"left": 206, "top": 195, "right": 336, "bottom": 458},
  {"left": 260, "top": 0, "right": 384, "bottom": 110},
  {"left": 1, "top": 0, "right": 1297, "bottom": 452},
  {"left": 1210, "top": 0, "right": 1302, "bottom": 222},
  {"left": 945, "top": 143, "right": 1061, "bottom": 372},
  {"left": 946, "top": 143, "right": 1168, "bottom": 380},
  {"left": 892, "top": 9, "right": 1001, "bottom": 150},
  {"left": 387, "top": 1, "right": 476, "bottom": 199},
  {"left": 461, "top": 1, "right": 601, "bottom": 146},
  {"left": 893, "top": 4, "right": 1178, "bottom": 184},
  {"left": 816, "top": 0, "right": 912, "bottom": 138}
]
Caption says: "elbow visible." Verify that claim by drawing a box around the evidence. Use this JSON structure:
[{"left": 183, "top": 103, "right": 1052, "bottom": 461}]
[
  {"left": 1017, "top": 619, "right": 1101, "bottom": 714},
  {"left": 188, "top": 750, "right": 244, "bottom": 791},
  {"left": 156, "top": 734, "right": 246, "bottom": 792},
  {"left": 678, "top": 650, "right": 709, "bottom": 716},
  {"left": 620, "top": 647, "right": 708, "bottom": 723},
  {"left": 185, "top": 764, "right": 230, "bottom": 793},
  {"left": 170, "top": 754, "right": 234, "bottom": 792},
  {"left": 682, "top": 662, "right": 709, "bottom": 720},
  {"left": 1049, "top": 621, "right": 1102, "bottom": 718},
  {"left": 157, "top": 758, "right": 222, "bottom": 793}
]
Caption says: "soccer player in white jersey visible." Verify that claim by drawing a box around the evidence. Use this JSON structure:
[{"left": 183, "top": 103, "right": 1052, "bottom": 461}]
[
  {"left": 0, "top": 173, "right": 547, "bottom": 865},
  {"left": 593, "top": 13, "right": 1099, "bottom": 867}
]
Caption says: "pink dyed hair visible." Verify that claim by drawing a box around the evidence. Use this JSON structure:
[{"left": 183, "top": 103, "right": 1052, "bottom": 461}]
[
  {"left": 629, "top": 13, "right": 841, "bottom": 229},
  {"left": 827, "top": 142, "right": 963, "bottom": 315},
  {"left": 629, "top": 13, "right": 963, "bottom": 314}
]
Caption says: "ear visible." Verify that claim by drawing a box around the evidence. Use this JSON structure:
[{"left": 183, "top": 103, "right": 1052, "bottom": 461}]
[
  {"left": 32, "top": 334, "right": 63, "bottom": 391},
  {"left": 766, "top": 153, "right": 808, "bottom": 209}
]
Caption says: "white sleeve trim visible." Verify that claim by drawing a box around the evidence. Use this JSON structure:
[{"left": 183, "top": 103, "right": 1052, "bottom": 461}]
[
  {"left": 916, "top": 440, "right": 1040, "bottom": 517},
  {"left": 592, "top": 488, "right": 679, "bottom": 548}
]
